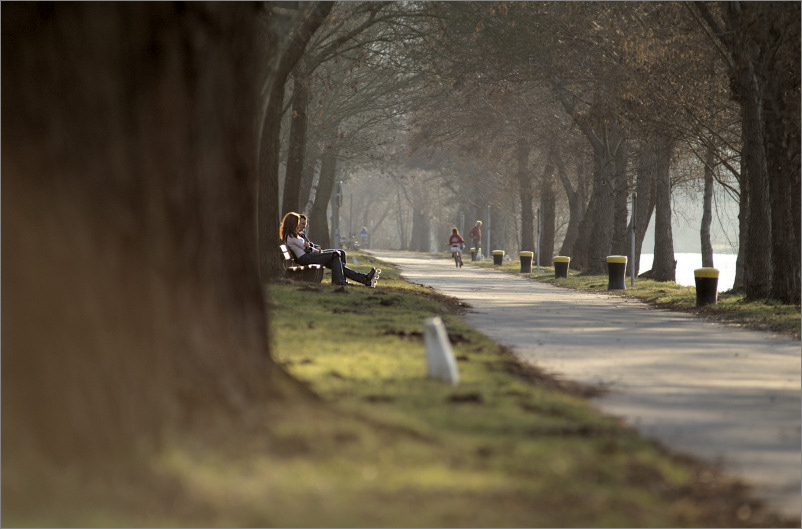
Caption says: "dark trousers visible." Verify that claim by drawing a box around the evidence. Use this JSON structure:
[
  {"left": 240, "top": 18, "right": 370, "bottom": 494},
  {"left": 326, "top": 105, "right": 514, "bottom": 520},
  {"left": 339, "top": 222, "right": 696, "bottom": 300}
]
[{"left": 297, "top": 250, "right": 365, "bottom": 285}]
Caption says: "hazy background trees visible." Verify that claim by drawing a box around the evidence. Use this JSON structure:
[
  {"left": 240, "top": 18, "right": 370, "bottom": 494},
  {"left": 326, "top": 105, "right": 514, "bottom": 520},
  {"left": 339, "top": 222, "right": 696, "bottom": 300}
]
[{"left": 285, "top": 1, "right": 797, "bottom": 303}]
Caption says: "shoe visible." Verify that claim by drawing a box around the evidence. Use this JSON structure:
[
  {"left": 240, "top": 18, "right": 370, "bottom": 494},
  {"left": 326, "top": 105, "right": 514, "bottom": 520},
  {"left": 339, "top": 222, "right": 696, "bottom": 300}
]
[
  {"left": 364, "top": 268, "right": 381, "bottom": 288},
  {"left": 334, "top": 281, "right": 352, "bottom": 286}
]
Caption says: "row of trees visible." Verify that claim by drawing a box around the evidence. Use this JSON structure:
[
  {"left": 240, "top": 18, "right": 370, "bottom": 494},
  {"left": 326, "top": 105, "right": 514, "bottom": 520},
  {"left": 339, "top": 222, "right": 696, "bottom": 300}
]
[{"left": 267, "top": 2, "right": 799, "bottom": 303}]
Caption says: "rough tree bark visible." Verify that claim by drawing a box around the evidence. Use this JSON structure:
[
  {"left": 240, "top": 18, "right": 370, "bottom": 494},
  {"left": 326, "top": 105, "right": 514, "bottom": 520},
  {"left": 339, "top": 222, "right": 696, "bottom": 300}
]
[
  {"left": 763, "top": 2, "right": 801, "bottom": 304},
  {"left": 538, "top": 150, "right": 557, "bottom": 261},
  {"left": 701, "top": 146, "right": 715, "bottom": 268},
  {"left": 282, "top": 69, "right": 311, "bottom": 216},
  {"left": 652, "top": 136, "right": 676, "bottom": 282},
  {"left": 556, "top": 150, "right": 588, "bottom": 257},
  {"left": 2, "top": 3, "right": 315, "bottom": 482}
]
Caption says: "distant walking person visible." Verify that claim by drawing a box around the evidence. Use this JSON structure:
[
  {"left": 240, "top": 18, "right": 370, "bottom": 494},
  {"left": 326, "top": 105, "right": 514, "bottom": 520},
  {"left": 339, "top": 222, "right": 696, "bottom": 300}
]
[
  {"left": 468, "top": 220, "right": 482, "bottom": 261},
  {"left": 359, "top": 226, "right": 369, "bottom": 248},
  {"left": 449, "top": 227, "right": 465, "bottom": 267}
]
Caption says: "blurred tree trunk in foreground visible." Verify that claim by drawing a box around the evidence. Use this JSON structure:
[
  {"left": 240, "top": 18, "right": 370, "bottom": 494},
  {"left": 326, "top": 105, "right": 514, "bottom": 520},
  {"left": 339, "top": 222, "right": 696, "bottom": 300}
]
[{"left": 1, "top": 1, "right": 317, "bottom": 504}]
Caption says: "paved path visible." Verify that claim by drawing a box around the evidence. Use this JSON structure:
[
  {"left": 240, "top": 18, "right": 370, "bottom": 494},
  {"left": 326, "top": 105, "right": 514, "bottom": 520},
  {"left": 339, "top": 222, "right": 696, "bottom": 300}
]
[{"left": 370, "top": 251, "right": 801, "bottom": 520}]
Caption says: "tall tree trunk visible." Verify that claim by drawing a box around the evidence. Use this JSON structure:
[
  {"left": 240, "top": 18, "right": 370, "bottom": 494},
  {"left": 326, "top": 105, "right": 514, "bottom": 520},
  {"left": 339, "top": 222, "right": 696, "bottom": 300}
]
[
  {"left": 300, "top": 155, "right": 319, "bottom": 215},
  {"left": 739, "top": 71, "right": 773, "bottom": 299},
  {"left": 764, "top": 2, "right": 801, "bottom": 304},
  {"left": 610, "top": 139, "right": 630, "bottom": 256},
  {"left": 585, "top": 143, "right": 617, "bottom": 271},
  {"left": 258, "top": 86, "right": 286, "bottom": 274},
  {"left": 516, "top": 138, "right": 536, "bottom": 250},
  {"left": 396, "top": 187, "right": 408, "bottom": 250},
  {"left": 538, "top": 150, "right": 557, "bottom": 260},
  {"left": 281, "top": 71, "right": 311, "bottom": 216},
  {"left": 701, "top": 146, "right": 715, "bottom": 268},
  {"left": 308, "top": 143, "right": 338, "bottom": 248},
  {"left": 411, "top": 208, "right": 431, "bottom": 252},
  {"left": 556, "top": 152, "right": 588, "bottom": 257},
  {"left": 652, "top": 136, "right": 676, "bottom": 282},
  {"left": 733, "top": 168, "right": 748, "bottom": 292},
  {"left": 2, "top": 2, "right": 316, "bottom": 489},
  {"left": 578, "top": 122, "right": 626, "bottom": 273}
]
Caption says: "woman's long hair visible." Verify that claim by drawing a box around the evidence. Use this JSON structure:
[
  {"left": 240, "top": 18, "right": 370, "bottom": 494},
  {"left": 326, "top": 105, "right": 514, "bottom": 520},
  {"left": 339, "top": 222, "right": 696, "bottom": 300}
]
[
  {"left": 451, "top": 227, "right": 460, "bottom": 236},
  {"left": 280, "top": 212, "right": 300, "bottom": 240}
]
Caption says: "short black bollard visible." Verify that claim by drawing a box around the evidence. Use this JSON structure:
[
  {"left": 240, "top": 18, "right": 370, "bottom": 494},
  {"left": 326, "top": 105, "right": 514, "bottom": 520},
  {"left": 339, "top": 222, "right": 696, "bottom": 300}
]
[
  {"left": 694, "top": 268, "right": 719, "bottom": 307},
  {"left": 519, "top": 251, "right": 533, "bottom": 273},
  {"left": 607, "top": 255, "right": 627, "bottom": 290},
  {"left": 553, "top": 256, "right": 570, "bottom": 278},
  {"left": 492, "top": 250, "right": 505, "bottom": 265},
  {"left": 470, "top": 247, "right": 477, "bottom": 261}
]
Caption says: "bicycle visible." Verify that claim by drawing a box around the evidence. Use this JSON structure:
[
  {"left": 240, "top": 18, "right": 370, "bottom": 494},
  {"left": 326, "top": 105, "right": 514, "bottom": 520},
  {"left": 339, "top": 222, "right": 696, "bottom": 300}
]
[{"left": 451, "top": 245, "right": 464, "bottom": 268}]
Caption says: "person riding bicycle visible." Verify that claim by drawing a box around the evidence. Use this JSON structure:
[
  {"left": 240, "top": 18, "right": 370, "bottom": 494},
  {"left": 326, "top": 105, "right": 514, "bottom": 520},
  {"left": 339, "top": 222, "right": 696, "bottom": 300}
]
[{"left": 449, "top": 227, "right": 465, "bottom": 268}]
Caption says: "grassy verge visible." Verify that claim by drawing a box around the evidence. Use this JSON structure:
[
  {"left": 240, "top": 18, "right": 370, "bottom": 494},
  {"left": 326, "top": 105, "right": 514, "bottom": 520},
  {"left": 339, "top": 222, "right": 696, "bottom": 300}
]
[
  {"left": 17, "top": 253, "right": 795, "bottom": 527},
  {"left": 467, "top": 257, "right": 801, "bottom": 340},
  {"left": 248, "top": 253, "right": 791, "bottom": 527}
]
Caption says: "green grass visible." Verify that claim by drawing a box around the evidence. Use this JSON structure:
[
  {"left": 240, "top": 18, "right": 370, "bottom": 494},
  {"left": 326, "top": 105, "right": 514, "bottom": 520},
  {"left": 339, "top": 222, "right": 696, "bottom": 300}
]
[
  {"left": 13, "top": 253, "right": 795, "bottom": 527},
  {"left": 248, "top": 253, "right": 791, "bottom": 527},
  {"left": 467, "top": 257, "right": 801, "bottom": 340}
]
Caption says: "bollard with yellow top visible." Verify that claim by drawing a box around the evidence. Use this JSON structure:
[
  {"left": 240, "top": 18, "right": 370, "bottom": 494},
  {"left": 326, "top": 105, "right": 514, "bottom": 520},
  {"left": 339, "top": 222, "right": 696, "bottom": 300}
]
[
  {"left": 607, "top": 255, "right": 627, "bottom": 290},
  {"left": 553, "top": 256, "right": 570, "bottom": 278},
  {"left": 694, "top": 268, "right": 719, "bottom": 307},
  {"left": 519, "top": 251, "right": 533, "bottom": 273}
]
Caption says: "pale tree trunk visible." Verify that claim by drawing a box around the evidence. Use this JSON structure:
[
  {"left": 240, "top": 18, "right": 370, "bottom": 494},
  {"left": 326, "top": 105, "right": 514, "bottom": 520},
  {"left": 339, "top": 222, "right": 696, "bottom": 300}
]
[
  {"left": 701, "top": 146, "right": 715, "bottom": 268},
  {"left": 396, "top": 186, "right": 408, "bottom": 250},
  {"left": 300, "top": 156, "right": 319, "bottom": 215},
  {"left": 2, "top": 2, "right": 318, "bottom": 486},
  {"left": 652, "top": 136, "right": 676, "bottom": 282},
  {"left": 627, "top": 141, "right": 657, "bottom": 277}
]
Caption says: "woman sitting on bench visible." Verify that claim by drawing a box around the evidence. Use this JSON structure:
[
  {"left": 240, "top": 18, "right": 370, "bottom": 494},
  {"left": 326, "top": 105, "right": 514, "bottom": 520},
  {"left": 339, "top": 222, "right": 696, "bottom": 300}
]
[{"left": 281, "top": 212, "right": 379, "bottom": 287}]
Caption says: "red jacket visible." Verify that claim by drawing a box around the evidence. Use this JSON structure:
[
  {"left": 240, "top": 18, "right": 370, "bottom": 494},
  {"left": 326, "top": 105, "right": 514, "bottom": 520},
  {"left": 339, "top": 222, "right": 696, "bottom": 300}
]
[{"left": 469, "top": 225, "right": 481, "bottom": 240}]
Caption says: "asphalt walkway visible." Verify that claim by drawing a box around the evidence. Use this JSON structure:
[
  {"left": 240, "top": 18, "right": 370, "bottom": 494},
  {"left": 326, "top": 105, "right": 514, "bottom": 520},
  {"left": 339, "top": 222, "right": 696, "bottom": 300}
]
[{"left": 370, "top": 251, "right": 801, "bottom": 521}]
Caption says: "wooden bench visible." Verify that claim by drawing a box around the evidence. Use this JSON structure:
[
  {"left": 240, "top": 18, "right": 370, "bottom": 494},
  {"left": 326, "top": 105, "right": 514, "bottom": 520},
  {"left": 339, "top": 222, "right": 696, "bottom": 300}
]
[{"left": 279, "top": 244, "right": 324, "bottom": 283}]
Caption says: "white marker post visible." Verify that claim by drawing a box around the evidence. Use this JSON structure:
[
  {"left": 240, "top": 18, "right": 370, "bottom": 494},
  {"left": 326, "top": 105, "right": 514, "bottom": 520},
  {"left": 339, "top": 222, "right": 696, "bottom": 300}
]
[{"left": 423, "top": 317, "right": 459, "bottom": 385}]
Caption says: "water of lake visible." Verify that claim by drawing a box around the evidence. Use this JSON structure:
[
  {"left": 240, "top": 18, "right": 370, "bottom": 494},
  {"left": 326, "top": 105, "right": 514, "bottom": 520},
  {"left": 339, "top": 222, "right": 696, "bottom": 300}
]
[{"left": 638, "top": 253, "right": 737, "bottom": 291}]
